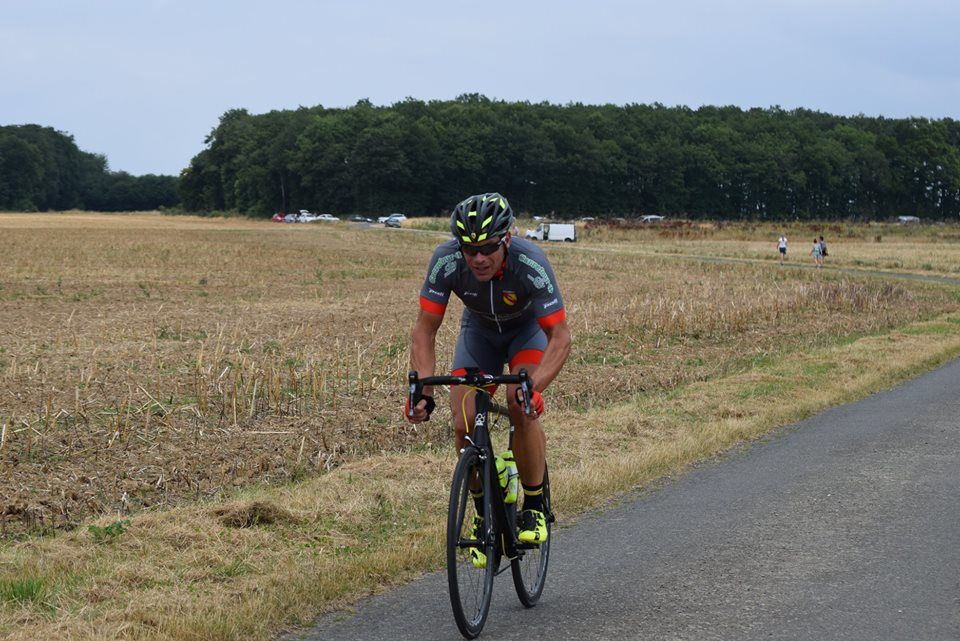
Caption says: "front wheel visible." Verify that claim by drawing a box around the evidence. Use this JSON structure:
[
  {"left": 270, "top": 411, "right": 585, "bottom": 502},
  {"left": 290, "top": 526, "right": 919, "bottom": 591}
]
[
  {"left": 447, "top": 448, "right": 495, "bottom": 638},
  {"left": 511, "top": 465, "right": 552, "bottom": 606}
]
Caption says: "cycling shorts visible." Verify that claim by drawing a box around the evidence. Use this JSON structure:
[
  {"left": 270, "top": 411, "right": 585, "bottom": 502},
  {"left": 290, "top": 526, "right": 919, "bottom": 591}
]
[{"left": 451, "top": 313, "right": 546, "bottom": 376}]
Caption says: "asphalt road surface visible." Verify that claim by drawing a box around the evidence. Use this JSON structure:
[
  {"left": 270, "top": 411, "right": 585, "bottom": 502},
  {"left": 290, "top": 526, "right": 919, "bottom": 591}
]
[{"left": 290, "top": 357, "right": 960, "bottom": 641}]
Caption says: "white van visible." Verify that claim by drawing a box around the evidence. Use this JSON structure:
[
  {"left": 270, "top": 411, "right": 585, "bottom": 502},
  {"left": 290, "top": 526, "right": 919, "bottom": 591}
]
[{"left": 524, "top": 223, "right": 576, "bottom": 242}]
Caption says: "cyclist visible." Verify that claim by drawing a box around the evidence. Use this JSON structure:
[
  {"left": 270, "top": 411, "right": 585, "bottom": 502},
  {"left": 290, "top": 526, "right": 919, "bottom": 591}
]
[{"left": 405, "top": 192, "right": 572, "bottom": 550}]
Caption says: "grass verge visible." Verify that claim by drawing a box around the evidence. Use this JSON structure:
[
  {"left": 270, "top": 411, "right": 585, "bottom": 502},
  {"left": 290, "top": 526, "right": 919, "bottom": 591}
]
[{"left": 3, "top": 314, "right": 960, "bottom": 640}]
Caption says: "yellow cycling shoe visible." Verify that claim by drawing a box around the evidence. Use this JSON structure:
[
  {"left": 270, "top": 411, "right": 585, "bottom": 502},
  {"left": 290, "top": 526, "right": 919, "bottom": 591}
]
[
  {"left": 517, "top": 509, "right": 547, "bottom": 544},
  {"left": 470, "top": 515, "right": 487, "bottom": 569}
]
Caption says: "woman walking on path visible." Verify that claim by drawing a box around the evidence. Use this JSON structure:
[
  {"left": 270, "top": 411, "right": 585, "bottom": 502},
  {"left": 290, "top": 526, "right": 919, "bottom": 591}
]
[
  {"left": 818, "top": 235, "right": 828, "bottom": 264},
  {"left": 777, "top": 234, "right": 788, "bottom": 264},
  {"left": 811, "top": 237, "right": 823, "bottom": 268}
]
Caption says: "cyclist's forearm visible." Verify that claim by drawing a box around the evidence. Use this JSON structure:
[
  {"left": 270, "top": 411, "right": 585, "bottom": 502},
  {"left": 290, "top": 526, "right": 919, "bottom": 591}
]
[
  {"left": 411, "top": 323, "right": 439, "bottom": 396},
  {"left": 532, "top": 322, "right": 571, "bottom": 393},
  {"left": 411, "top": 343, "right": 436, "bottom": 389}
]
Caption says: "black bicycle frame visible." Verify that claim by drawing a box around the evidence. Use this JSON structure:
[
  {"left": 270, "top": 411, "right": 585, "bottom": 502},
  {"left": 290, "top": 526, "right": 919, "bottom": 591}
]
[{"left": 408, "top": 369, "right": 539, "bottom": 563}]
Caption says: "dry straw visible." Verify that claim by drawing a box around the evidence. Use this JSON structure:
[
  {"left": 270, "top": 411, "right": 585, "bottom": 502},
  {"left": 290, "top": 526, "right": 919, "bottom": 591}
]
[{"left": 0, "top": 213, "right": 959, "bottom": 640}]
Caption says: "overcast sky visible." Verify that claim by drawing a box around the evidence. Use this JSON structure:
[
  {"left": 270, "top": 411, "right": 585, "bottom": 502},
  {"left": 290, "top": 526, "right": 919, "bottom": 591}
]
[{"left": 2, "top": 0, "right": 958, "bottom": 176}]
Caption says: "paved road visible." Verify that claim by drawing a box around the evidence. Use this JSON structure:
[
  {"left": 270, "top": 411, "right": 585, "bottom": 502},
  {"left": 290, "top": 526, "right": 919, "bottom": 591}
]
[{"left": 291, "top": 358, "right": 960, "bottom": 641}]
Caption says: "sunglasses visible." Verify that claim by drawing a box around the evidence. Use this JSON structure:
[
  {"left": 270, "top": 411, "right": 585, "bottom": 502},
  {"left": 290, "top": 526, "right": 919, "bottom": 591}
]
[{"left": 459, "top": 236, "right": 505, "bottom": 257}]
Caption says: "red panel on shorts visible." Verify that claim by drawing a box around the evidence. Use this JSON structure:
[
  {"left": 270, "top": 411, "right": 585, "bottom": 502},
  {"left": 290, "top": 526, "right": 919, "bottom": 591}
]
[{"left": 510, "top": 349, "right": 543, "bottom": 370}]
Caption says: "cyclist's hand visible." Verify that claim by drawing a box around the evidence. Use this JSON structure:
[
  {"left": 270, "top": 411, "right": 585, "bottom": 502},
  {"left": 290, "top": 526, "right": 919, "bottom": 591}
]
[
  {"left": 515, "top": 388, "right": 545, "bottom": 417},
  {"left": 404, "top": 395, "right": 436, "bottom": 423}
]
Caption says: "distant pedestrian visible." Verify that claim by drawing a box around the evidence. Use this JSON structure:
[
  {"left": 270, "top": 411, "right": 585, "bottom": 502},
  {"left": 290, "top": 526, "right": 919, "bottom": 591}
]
[
  {"left": 818, "top": 235, "right": 828, "bottom": 263},
  {"left": 777, "top": 234, "right": 788, "bottom": 264},
  {"left": 811, "top": 238, "right": 823, "bottom": 268}
]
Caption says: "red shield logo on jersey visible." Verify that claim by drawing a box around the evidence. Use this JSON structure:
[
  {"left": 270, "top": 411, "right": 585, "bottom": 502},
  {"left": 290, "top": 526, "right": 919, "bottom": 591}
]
[{"left": 502, "top": 291, "right": 517, "bottom": 306}]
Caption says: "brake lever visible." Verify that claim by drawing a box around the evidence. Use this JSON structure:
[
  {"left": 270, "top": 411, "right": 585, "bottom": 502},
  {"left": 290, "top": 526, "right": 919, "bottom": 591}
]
[
  {"left": 407, "top": 371, "right": 420, "bottom": 418},
  {"left": 518, "top": 369, "right": 535, "bottom": 416}
]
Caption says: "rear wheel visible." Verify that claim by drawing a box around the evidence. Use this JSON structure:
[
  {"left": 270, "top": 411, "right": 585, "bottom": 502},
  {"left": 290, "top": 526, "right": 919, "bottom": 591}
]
[
  {"left": 447, "top": 448, "right": 495, "bottom": 638},
  {"left": 511, "top": 465, "right": 552, "bottom": 606}
]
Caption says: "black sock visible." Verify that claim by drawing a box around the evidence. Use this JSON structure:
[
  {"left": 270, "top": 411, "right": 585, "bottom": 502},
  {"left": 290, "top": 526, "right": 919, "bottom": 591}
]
[{"left": 522, "top": 483, "right": 544, "bottom": 513}]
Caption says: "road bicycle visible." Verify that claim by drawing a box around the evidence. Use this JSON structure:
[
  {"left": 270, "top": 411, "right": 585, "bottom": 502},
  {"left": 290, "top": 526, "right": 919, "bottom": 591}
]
[{"left": 408, "top": 369, "right": 554, "bottom": 639}]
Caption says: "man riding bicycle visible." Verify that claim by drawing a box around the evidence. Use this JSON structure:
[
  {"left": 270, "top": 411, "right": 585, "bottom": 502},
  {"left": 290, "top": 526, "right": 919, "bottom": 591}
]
[{"left": 405, "top": 192, "right": 572, "bottom": 547}]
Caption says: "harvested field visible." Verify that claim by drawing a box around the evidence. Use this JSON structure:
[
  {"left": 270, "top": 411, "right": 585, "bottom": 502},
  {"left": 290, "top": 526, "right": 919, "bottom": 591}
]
[
  {"left": 575, "top": 219, "right": 960, "bottom": 276},
  {"left": 1, "top": 212, "right": 958, "bottom": 538}
]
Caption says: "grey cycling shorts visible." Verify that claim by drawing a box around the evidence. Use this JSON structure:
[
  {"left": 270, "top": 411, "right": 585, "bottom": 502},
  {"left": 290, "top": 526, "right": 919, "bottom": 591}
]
[{"left": 451, "top": 314, "right": 547, "bottom": 375}]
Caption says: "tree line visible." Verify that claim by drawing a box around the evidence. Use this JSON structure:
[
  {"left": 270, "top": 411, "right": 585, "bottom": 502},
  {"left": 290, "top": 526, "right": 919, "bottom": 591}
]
[
  {"left": 5, "top": 100, "right": 960, "bottom": 219},
  {"left": 0, "top": 125, "right": 179, "bottom": 212},
  {"left": 180, "top": 96, "right": 960, "bottom": 220}
]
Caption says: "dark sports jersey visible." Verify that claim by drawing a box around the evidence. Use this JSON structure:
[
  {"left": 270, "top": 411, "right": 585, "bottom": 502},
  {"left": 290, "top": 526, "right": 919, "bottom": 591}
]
[{"left": 418, "top": 237, "right": 566, "bottom": 332}]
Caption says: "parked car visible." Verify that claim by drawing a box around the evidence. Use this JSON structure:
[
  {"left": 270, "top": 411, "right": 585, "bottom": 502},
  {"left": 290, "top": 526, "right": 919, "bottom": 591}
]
[
  {"left": 348, "top": 215, "right": 374, "bottom": 223},
  {"left": 383, "top": 213, "right": 407, "bottom": 227},
  {"left": 640, "top": 215, "right": 665, "bottom": 223},
  {"left": 271, "top": 213, "right": 286, "bottom": 222},
  {"left": 297, "top": 212, "right": 320, "bottom": 223},
  {"left": 283, "top": 213, "right": 298, "bottom": 223},
  {"left": 315, "top": 213, "right": 340, "bottom": 221},
  {"left": 378, "top": 212, "right": 407, "bottom": 224}
]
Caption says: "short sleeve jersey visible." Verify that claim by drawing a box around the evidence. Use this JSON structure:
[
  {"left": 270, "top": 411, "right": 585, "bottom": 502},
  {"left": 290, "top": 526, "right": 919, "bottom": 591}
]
[{"left": 418, "top": 237, "right": 566, "bottom": 332}]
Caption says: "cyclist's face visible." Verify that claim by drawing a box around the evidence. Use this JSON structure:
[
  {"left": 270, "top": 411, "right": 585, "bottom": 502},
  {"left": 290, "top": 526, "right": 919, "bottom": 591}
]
[{"left": 462, "top": 234, "right": 508, "bottom": 281}]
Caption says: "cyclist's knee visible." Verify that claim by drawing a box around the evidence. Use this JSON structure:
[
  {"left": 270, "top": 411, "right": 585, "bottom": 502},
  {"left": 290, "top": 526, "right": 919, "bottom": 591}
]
[
  {"left": 506, "top": 396, "right": 526, "bottom": 427},
  {"left": 506, "top": 384, "right": 523, "bottom": 412},
  {"left": 509, "top": 406, "right": 541, "bottom": 434}
]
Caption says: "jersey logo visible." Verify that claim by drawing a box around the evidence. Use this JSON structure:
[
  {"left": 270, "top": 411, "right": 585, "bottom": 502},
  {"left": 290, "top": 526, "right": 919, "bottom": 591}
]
[
  {"left": 429, "top": 252, "right": 460, "bottom": 284},
  {"left": 502, "top": 291, "right": 517, "bottom": 306},
  {"left": 518, "top": 254, "right": 555, "bottom": 293}
]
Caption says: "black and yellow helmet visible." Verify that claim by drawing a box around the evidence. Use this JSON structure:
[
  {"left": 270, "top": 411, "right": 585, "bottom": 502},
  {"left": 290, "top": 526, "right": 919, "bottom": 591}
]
[{"left": 450, "top": 192, "right": 514, "bottom": 243}]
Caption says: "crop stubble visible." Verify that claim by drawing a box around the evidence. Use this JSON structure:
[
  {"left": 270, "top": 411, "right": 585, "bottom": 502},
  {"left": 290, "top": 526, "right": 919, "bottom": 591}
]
[{"left": 0, "top": 213, "right": 956, "bottom": 537}]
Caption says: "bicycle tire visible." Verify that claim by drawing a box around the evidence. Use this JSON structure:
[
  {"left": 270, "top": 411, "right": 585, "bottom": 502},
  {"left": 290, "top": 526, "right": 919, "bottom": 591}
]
[
  {"left": 511, "top": 464, "right": 552, "bottom": 607},
  {"left": 447, "top": 448, "right": 495, "bottom": 639}
]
